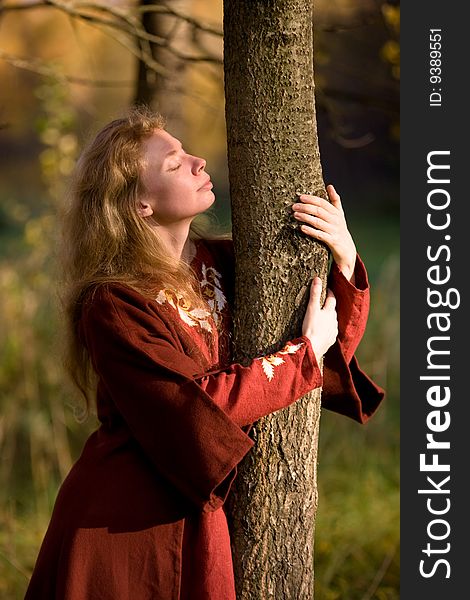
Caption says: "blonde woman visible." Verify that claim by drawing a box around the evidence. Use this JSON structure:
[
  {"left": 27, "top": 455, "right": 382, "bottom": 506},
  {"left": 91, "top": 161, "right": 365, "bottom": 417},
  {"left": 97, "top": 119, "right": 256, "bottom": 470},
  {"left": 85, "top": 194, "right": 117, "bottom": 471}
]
[{"left": 25, "top": 107, "right": 384, "bottom": 600}]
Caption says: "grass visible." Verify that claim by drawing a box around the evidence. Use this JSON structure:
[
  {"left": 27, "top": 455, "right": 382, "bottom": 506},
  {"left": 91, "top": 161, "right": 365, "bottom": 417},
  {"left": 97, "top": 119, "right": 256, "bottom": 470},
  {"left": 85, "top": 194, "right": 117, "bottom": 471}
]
[
  {"left": 314, "top": 211, "right": 399, "bottom": 599},
  {"left": 315, "top": 408, "right": 399, "bottom": 599}
]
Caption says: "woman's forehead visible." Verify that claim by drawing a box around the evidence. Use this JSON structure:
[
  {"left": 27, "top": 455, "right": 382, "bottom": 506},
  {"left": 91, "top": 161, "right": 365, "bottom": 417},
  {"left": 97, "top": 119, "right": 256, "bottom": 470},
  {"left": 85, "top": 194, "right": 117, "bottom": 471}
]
[{"left": 141, "top": 129, "right": 182, "bottom": 166}]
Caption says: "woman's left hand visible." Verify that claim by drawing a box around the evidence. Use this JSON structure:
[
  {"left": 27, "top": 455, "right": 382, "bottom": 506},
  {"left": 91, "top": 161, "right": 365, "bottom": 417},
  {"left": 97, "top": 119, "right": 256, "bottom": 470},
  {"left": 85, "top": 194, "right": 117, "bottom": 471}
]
[{"left": 292, "top": 184, "right": 357, "bottom": 281}]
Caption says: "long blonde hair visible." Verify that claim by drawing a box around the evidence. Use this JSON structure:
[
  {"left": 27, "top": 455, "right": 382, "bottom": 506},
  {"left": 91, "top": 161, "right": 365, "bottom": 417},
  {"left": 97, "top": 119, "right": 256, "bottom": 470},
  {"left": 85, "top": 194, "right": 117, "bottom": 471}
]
[{"left": 60, "top": 105, "right": 209, "bottom": 410}]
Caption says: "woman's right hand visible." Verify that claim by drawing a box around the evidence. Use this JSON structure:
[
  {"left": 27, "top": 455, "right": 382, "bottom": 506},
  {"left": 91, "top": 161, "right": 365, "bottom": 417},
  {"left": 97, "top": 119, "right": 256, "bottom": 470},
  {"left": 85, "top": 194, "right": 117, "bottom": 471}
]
[{"left": 302, "top": 277, "right": 338, "bottom": 360}]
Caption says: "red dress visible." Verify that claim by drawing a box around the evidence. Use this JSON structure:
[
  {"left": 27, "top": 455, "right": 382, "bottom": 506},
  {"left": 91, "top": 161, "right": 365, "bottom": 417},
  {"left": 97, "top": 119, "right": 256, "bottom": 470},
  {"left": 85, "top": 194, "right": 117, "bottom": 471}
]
[{"left": 24, "top": 239, "right": 384, "bottom": 600}]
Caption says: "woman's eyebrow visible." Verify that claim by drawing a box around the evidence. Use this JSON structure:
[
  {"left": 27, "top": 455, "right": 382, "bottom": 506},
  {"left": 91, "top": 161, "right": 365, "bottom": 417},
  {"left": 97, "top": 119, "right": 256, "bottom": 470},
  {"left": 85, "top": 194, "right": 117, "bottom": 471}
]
[{"left": 164, "top": 144, "right": 183, "bottom": 159}]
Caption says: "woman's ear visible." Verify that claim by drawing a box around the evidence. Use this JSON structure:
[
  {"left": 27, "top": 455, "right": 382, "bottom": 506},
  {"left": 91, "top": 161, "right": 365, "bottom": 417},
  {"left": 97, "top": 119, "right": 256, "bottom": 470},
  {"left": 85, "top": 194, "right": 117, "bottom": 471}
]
[{"left": 136, "top": 200, "right": 154, "bottom": 218}]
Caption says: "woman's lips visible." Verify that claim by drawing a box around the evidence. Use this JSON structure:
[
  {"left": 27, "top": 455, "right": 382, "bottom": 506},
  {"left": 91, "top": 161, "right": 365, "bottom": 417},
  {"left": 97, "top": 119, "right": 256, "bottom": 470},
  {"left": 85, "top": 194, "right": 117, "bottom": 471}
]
[{"left": 199, "top": 179, "right": 213, "bottom": 190}]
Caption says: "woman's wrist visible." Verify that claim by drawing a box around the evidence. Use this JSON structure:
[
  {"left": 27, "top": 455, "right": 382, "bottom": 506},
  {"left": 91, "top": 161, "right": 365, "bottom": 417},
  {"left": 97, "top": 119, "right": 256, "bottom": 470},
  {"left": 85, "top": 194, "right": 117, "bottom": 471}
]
[{"left": 335, "top": 258, "right": 356, "bottom": 283}]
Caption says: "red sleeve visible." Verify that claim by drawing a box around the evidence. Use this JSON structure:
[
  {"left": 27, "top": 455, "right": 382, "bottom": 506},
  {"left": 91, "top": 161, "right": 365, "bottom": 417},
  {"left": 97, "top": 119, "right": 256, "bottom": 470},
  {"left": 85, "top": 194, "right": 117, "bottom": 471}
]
[
  {"left": 322, "top": 255, "right": 385, "bottom": 423},
  {"left": 80, "top": 284, "right": 322, "bottom": 511},
  {"left": 328, "top": 254, "right": 370, "bottom": 363},
  {"left": 197, "top": 337, "right": 322, "bottom": 427}
]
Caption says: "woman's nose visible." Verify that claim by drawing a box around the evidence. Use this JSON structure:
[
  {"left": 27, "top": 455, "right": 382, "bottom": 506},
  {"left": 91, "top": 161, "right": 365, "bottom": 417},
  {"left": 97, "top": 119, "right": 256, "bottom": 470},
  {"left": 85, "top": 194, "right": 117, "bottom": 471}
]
[{"left": 192, "top": 156, "right": 206, "bottom": 175}]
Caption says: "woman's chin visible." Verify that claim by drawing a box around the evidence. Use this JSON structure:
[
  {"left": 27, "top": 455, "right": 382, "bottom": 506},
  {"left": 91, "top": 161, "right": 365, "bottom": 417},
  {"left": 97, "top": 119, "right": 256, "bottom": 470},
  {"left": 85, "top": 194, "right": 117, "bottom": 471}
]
[{"left": 202, "top": 190, "right": 216, "bottom": 209}]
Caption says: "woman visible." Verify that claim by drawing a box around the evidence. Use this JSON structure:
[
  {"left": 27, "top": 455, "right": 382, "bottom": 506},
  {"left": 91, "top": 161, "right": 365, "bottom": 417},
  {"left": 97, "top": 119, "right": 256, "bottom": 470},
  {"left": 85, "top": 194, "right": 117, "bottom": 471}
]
[{"left": 25, "top": 106, "right": 384, "bottom": 599}]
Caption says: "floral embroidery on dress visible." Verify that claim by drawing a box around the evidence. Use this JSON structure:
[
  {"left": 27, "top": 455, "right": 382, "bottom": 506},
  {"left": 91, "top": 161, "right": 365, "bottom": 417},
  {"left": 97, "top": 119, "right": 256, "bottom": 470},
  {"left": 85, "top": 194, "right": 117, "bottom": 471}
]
[
  {"left": 198, "top": 263, "right": 227, "bottom": 328},
  {"left": 155, "top": 262, "right": 227, "bottom": 335},
  {"left": 258, "top": 341, "right": 304, "bottom": 381},
  {"left": 156, "top": 289, "right": 213, "bottom": 332}
]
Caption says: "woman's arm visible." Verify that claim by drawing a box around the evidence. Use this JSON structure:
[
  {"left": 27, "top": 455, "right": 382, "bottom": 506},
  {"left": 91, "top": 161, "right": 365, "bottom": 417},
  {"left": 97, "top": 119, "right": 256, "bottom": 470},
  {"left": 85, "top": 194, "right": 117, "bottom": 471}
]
[{"left": 291, "top": 184, "right": 385, "bottom": 421}]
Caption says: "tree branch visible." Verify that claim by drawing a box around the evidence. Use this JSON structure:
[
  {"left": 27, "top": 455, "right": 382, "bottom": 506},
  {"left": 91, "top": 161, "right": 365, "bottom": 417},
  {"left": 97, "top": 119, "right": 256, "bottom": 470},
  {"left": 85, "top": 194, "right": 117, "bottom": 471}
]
[
  {"left": 1, "top": 0, "right": 220, "bottom": 63},
  {"left": 138, "top": 1, "right": 223, "bottom": 37},
  {"left": 0, "top": 48, "right": 132, "bottom": 87}
]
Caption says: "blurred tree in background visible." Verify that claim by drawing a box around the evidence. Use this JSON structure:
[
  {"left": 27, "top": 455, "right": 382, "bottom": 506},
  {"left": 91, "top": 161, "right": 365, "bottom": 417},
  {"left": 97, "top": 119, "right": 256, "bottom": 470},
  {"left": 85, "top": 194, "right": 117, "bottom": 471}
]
[{"left": 0, "top": 1, "right": 399, "bottom": 598}]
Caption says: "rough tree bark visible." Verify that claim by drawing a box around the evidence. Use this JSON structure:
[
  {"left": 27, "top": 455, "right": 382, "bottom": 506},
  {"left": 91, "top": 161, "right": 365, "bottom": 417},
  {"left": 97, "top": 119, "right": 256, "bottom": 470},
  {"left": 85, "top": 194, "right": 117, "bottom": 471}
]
[{"left": 224, "top": 1, "right": 329, "bottom": 598}]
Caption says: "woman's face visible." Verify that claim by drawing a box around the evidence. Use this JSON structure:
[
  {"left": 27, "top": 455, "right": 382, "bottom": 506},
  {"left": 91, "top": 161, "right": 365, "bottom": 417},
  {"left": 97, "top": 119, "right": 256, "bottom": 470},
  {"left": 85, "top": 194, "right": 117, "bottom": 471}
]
[{"left": 138, "top": 129, "right": 215, "bottom": 225}]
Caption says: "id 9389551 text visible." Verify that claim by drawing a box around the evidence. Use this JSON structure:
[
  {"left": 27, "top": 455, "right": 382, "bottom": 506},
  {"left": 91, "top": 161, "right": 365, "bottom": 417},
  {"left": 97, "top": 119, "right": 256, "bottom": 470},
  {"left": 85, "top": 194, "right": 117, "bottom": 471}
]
[{"left": 429, "top": 29, "right": 442, "bottom": 107}]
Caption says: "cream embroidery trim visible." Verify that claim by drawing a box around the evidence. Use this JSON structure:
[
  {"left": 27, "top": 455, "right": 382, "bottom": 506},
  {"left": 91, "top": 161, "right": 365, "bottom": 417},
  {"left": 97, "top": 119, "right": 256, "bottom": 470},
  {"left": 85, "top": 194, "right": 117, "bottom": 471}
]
[
  {"left": 156, "top": 289, "right": 213, "bottom": 332},
  {"left": 155, "top": 263, "right": 227, "bottom": 334},
  {"left": 199, "top": 263, "right": 227, "bottom": 328},
  {"left": 258, "top": 342, "right": 304, "bottom": 381}
]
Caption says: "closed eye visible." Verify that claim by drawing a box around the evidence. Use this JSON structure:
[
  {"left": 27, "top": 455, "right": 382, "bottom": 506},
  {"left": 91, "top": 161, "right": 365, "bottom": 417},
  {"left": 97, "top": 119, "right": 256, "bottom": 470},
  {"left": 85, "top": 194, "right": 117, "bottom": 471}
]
[{"left": 168, "top": 164, "right": 181, "bottom": 171}]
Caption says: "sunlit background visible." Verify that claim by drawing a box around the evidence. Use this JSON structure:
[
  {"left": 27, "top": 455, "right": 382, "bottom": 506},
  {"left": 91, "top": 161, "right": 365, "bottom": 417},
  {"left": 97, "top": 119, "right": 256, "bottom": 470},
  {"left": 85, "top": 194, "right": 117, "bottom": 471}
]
[{"left": 0, "top": 1, "right": 399, "bottom": 598}]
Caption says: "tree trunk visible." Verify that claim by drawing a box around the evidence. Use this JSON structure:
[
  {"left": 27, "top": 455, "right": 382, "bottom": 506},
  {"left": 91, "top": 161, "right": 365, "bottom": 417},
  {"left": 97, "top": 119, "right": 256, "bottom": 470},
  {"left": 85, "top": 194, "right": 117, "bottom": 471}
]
[
  {"left": 223, "top": 1, "right": 328, "bottom": 598},
  {"left": 133, "top": 0, "right": 187, "bottom": 139}
]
